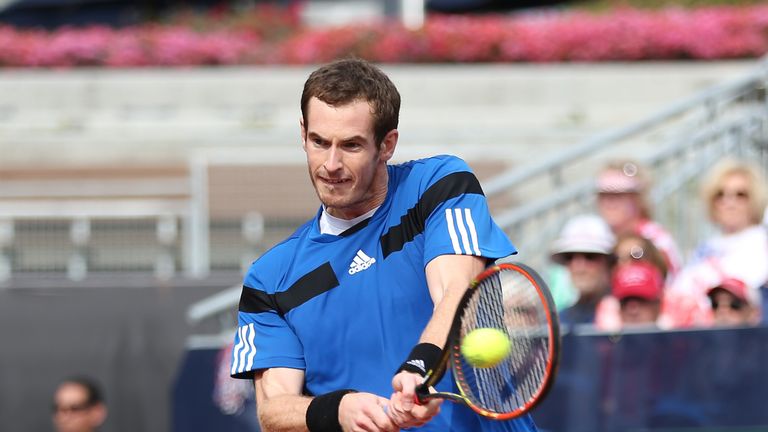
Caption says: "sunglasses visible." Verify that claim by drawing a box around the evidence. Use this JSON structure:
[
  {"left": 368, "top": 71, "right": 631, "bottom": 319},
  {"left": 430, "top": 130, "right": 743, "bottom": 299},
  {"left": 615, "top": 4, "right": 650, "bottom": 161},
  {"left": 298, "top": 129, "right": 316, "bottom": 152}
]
[
  {"left": 52, "top": 402, "right": 92, "bottom": 414},
  {"left": 714, "top": 189, "right": 749, "bottom": 201},
  {"left": 710, "top": 298, "right": 745, "bottom": 311},
  {"left": 560, "top": 252, "right": 606, "bottom": 264}
]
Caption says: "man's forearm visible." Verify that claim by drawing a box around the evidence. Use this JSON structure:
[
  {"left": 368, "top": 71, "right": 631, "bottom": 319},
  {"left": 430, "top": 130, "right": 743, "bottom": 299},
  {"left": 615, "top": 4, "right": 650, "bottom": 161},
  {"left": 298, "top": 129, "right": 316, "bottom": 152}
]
[
  {"left": 257, "top": 394, "right": 312, "bottom": 432},
  {"left": 420, "top": 255, "right": 486, "bottom": 346},
  {"left": 418, "top": 286, "right": 466, "bottom": 346}
]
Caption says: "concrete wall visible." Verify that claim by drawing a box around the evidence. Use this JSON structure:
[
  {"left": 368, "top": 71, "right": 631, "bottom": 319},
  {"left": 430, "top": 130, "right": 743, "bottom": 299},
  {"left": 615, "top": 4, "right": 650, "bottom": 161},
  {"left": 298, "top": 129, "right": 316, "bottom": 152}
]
[{"left": 0, "top": 61, "right": 756, "bottom": 168}]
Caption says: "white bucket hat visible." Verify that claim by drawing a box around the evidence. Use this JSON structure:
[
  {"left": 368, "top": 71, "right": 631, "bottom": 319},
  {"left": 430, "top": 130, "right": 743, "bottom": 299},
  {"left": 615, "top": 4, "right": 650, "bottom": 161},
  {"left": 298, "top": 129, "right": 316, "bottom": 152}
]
[{"left": 550, "top": 214, "right": 616, "bottom": 265}]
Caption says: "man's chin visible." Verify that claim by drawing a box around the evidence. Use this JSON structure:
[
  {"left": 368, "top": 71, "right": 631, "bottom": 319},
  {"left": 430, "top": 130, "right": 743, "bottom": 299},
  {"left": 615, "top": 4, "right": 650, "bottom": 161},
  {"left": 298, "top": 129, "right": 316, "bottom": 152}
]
[{"left": 319, "top": 196, "right": 348, "bottom": 210}]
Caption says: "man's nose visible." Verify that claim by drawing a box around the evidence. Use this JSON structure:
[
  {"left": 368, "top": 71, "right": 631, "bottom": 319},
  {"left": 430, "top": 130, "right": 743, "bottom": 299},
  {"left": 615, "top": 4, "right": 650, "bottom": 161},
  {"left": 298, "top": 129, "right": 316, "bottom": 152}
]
[{"left": 324, "top": 146, "right": 343, "bottom": 172}]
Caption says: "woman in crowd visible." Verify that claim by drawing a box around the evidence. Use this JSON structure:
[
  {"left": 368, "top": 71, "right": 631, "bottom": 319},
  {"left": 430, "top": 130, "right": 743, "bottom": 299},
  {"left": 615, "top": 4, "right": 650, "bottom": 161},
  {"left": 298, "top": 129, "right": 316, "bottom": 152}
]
[{"left": 668, "top": 158, "right": 768, "bottom": 327}]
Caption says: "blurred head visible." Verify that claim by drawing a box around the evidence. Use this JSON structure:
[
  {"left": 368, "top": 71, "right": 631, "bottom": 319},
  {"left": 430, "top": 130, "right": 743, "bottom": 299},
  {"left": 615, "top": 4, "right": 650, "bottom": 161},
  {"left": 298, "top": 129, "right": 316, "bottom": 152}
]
[
  {"left": 612, "top": 260, "right": 664, "bottom": 326},
  {"left": 613, "top": 233, "right": 668, "bottom": 280},
  {"left": 707, "top": 277, "right": 760, "bottom": 327},
  {"left": 596, "top": 160, "right": 652, "bottom": 235},
  {"left": 52, "top": 377, "right": 106, "bottom": 432},
  {"left": 701, "top": 159, "right": 767, "bottom": 234},
  {"left": 551, "top": 215, "right": 615, "bottom": 301},
  {"left": 299, "top": 58, "right": 400, "bottom": 219}
]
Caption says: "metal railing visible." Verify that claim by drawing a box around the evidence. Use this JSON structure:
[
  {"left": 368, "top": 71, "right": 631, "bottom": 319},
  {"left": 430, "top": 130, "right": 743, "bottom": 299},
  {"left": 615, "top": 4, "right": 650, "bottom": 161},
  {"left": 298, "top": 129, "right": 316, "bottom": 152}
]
[
  {"left": 185, "top": 57, "right": 768, "bottom": 342},
  {"left": 0, "top": 176, "right": 192, "bottom": 282},
  {"left": 490, "top": 58, "right": 768, "bottom": 270}
]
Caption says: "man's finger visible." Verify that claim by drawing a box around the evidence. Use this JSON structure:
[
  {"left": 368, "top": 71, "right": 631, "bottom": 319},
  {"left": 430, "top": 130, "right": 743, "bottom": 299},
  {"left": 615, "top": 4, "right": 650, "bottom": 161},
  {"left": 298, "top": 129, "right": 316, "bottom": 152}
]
[
  {"left": 398, "top": 373, "right": 418, "bottom": 410},
  {"left": 371, "top": 399, "right": 399, "bottom": 432},
  {"left": 385, "top": 394, "right": 409, "bottom": 425},
  {"left": 406, "top": 397, "right": 442, "bottom": 424}
]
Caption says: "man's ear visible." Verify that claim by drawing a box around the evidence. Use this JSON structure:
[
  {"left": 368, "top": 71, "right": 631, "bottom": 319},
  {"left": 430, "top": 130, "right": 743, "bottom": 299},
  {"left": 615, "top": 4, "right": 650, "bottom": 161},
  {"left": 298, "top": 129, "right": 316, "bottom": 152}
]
[
  {"left": 379, "top": 129, "right": 399, "bottom": 162},
  {"left": 299, "top": 116, "right": 307, "bottom": 150},
  {"left": 90, "top": 403, "right": 107, "bottom": 427}
]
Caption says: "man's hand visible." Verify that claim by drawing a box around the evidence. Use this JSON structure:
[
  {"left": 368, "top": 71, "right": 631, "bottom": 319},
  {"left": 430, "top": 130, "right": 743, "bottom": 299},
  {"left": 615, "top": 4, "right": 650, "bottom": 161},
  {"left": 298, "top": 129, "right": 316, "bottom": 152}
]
[
  {"left": 388, "top": 371, "right": 442, "bottom": 429},
  {"left": 338, "top": 392, "right": 399, "bottom": 432}
]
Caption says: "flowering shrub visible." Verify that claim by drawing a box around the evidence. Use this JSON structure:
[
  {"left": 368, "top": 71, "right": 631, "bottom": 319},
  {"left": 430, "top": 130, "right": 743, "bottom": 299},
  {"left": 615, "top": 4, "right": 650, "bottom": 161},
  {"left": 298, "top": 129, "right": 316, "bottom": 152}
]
[{"left": 0, "top": 5, "right": 767, "bottom": 67}]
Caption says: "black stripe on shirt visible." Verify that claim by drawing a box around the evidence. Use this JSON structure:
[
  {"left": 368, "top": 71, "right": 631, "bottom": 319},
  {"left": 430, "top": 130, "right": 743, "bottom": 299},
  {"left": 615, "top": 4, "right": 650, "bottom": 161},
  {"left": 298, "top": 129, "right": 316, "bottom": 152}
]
[
  {"left": 340, "top": 218, "right": 371, "bottom": 237},
  {"left": 238, "top": 262, "right": 340, "bottom": 316},
  {"left": 380, "top": 171, "right": 484, "bottom": 258},
  {"left": 274, "top": 262, "right": 339, "bottom": 315},
  {"left": 238, "top": 286, "right": 278, "bottom": 314}
]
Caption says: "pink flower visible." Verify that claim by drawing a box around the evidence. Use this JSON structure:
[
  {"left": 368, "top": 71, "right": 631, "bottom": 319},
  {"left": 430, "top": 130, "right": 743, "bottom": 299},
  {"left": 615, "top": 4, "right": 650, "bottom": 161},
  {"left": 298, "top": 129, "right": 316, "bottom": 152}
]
[{"left": 0, "top": 4, "right": 767, "bottom": 67}]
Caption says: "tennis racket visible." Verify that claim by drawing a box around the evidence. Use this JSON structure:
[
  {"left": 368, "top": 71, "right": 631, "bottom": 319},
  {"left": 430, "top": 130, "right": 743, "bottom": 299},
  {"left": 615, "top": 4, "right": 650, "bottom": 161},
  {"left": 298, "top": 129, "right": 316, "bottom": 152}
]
[{"left": 417, "top": 262, "right": 560, "bottom": 420}]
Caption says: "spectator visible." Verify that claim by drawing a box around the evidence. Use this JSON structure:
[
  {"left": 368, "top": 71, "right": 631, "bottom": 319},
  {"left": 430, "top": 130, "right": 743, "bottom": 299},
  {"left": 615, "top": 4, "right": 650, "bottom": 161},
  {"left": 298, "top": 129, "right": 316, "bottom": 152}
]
[
  {"left": 612, "top": 232, "right": 687, "bottom": 328},
  {"left": 550, "top": 214, "right": 616, "bottom": 327},
  {"left": 596, "top": 159, "right": 682, "bottom": 277},
  {"left": 611, "top": 260, "right": 665, "bottom": 329},
  {"left": 52, "top": 376, "right": 107, "bottom": 432},
  {"left": 669, "top": 159, "right": 768, "bottom": 327},
  {"left": 706, "top": 276, "right": 761, "bottom": 327},
  {"left": 614, "top": 232, "right": 669, "bottom": 281}
]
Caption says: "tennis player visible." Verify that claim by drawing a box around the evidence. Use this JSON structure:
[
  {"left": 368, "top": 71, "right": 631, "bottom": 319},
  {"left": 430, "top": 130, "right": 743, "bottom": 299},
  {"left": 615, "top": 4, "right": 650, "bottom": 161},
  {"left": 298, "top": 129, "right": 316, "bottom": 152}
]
[{"left": 230, "top": 58, "right": 537, "bottom": 432}]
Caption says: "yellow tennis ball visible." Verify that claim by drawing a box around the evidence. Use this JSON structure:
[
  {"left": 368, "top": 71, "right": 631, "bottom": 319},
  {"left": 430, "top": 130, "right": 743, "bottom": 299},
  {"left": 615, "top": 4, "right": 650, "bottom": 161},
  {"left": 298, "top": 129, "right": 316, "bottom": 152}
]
[{"left": 460, "top": 328, "right": 511, "bottom": 368}]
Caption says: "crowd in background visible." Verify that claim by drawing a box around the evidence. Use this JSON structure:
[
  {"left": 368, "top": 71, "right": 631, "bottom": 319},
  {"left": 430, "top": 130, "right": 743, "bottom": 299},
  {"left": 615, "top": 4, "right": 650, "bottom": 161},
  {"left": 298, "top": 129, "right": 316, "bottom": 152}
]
[{"left": 549, "top": 157, "right": 768, "bottom": 331}]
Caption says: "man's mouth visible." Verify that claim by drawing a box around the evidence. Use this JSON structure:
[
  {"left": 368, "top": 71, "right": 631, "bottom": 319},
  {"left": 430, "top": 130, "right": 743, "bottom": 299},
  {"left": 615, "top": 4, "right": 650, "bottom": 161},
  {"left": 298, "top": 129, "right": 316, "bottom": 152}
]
[{"left": 319, "top": 176, "right": 348, "bottom": 185}]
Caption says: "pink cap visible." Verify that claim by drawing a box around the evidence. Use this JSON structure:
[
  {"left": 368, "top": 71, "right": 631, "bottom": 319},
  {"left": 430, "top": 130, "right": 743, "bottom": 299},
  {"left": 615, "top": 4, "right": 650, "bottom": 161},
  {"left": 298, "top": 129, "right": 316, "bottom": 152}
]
[
  {"left": 597, "top": 167, "right": 644, "bottom": 194},
  {"left": 706, "top": 277, "right": 751, "bottom": 304},
  {"left": 612, "top": 261, "right": 663, "bottom": 301}
]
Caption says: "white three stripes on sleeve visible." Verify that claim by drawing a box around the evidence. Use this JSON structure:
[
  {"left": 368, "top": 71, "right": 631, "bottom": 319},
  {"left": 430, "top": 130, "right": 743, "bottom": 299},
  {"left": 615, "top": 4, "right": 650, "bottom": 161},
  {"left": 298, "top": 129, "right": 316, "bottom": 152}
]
[
  {"left": 444, "top": 208, "right": 481, "bottom": 255},
  {"left": 231, "top": 323, "right": 257, "bottom": 375}
]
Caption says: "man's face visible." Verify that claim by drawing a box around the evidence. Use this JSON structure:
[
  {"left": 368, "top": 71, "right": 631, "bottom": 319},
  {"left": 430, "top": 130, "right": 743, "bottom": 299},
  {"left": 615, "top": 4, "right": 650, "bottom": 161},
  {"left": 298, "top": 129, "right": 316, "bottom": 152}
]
[
  {"left": 619, "top": 297, "right": 660, "bottom": 326},
  {"left": 301, "top": 97, "right": 396, "bottom": 220},
  {"left": 52, "top": 383, "right": 105, "bottom": 432},
  {"left": 597, "top": 192, "right": 641, "bottom": 235},
  {"left": 564, "top": 252, "right": 610, "bottom": 298}
]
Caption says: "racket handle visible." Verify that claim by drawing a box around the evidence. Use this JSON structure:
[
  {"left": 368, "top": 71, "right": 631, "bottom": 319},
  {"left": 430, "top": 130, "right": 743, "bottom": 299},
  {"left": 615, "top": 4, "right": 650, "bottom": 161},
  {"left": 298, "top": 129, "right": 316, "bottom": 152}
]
[{"left": 414, "top": 385, "right": 431, "bottom": 404}]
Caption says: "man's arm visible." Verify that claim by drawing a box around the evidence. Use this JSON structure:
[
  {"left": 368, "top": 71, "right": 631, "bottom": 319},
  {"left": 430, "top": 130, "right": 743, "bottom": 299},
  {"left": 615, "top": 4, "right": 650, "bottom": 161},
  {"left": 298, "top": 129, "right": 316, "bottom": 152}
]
[
  {"left": 255, "top": 368, "right": 310, "bottom": 431},
  {"left": 256, "top": 367, "right": 398, "bottom": 432},
  {"left": 421, "top": 254, "right": 487, "bottom": 344},
  {"left": 388, "top": 254, "right": 487, "bottom": 427}
]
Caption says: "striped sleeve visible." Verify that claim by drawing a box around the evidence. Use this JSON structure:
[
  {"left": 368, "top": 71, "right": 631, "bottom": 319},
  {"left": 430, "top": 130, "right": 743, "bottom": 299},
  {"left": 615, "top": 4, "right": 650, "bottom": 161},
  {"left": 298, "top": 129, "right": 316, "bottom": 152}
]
[
  {"left": 230, "top": 285, "right": 306, "bottom": 379},
  {"left": 421, "top": 169, "right": 516, "bottom": 265}
]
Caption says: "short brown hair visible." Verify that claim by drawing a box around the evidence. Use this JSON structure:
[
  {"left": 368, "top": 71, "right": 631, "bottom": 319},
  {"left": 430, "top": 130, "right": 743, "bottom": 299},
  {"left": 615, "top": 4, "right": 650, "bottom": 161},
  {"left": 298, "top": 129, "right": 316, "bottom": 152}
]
[{"left": 301, "top": 58, "right": 401, "bottom": 145}]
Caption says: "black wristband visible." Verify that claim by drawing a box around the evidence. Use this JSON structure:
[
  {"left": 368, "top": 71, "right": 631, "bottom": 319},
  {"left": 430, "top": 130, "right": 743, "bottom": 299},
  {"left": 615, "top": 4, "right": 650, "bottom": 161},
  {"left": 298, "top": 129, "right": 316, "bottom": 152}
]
[
  {"left": 396, "top": 342, "right": 442, "bottom": 377},
  {"left": 306, "top": 389, "right": 356, "bottom": 432}
]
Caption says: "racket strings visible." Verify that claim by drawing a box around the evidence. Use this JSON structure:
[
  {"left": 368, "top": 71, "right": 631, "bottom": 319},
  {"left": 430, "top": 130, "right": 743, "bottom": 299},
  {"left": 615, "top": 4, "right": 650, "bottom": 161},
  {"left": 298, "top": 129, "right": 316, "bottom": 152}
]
[{"left": 455, "top": 268, "right": 552, "bottom": 414}]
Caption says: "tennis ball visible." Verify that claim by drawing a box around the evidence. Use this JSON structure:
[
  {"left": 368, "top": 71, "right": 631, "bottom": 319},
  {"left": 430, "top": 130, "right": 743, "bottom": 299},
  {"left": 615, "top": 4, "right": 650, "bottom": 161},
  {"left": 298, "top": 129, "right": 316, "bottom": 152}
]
[{"left": 460, "top": 328, "right": 511, "bottom": 368}]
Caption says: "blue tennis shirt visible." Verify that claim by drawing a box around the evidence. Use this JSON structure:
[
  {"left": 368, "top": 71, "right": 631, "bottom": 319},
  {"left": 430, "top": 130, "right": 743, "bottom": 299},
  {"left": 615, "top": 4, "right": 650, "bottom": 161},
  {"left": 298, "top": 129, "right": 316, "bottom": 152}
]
[{"left": 231, "top": 155, "right": 536, "bottom": 432}]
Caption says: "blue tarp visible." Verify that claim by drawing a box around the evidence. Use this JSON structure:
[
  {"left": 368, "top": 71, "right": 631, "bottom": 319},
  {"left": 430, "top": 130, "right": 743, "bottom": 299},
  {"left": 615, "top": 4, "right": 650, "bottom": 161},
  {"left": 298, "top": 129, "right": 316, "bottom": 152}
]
[{"left": 174, "top": 326, "right": 768, "bottom": 432}]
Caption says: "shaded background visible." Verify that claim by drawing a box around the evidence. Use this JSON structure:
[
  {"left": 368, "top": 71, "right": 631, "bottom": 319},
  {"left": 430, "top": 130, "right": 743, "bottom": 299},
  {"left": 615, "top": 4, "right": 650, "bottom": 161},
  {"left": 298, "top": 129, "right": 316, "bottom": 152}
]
[{"left": 0, "top": 277, "right": 236, "bottom": 431}]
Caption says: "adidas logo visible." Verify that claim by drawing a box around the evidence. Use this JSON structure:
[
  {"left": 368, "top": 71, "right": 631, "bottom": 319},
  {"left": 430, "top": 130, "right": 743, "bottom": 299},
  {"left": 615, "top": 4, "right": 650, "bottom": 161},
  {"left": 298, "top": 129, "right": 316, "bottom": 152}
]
[
  {"left": 406, "top": 359, "right": 426, "bottom": 374},
  {"left": 348, "top": 249, "right": 376, "bottom": 275}
]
